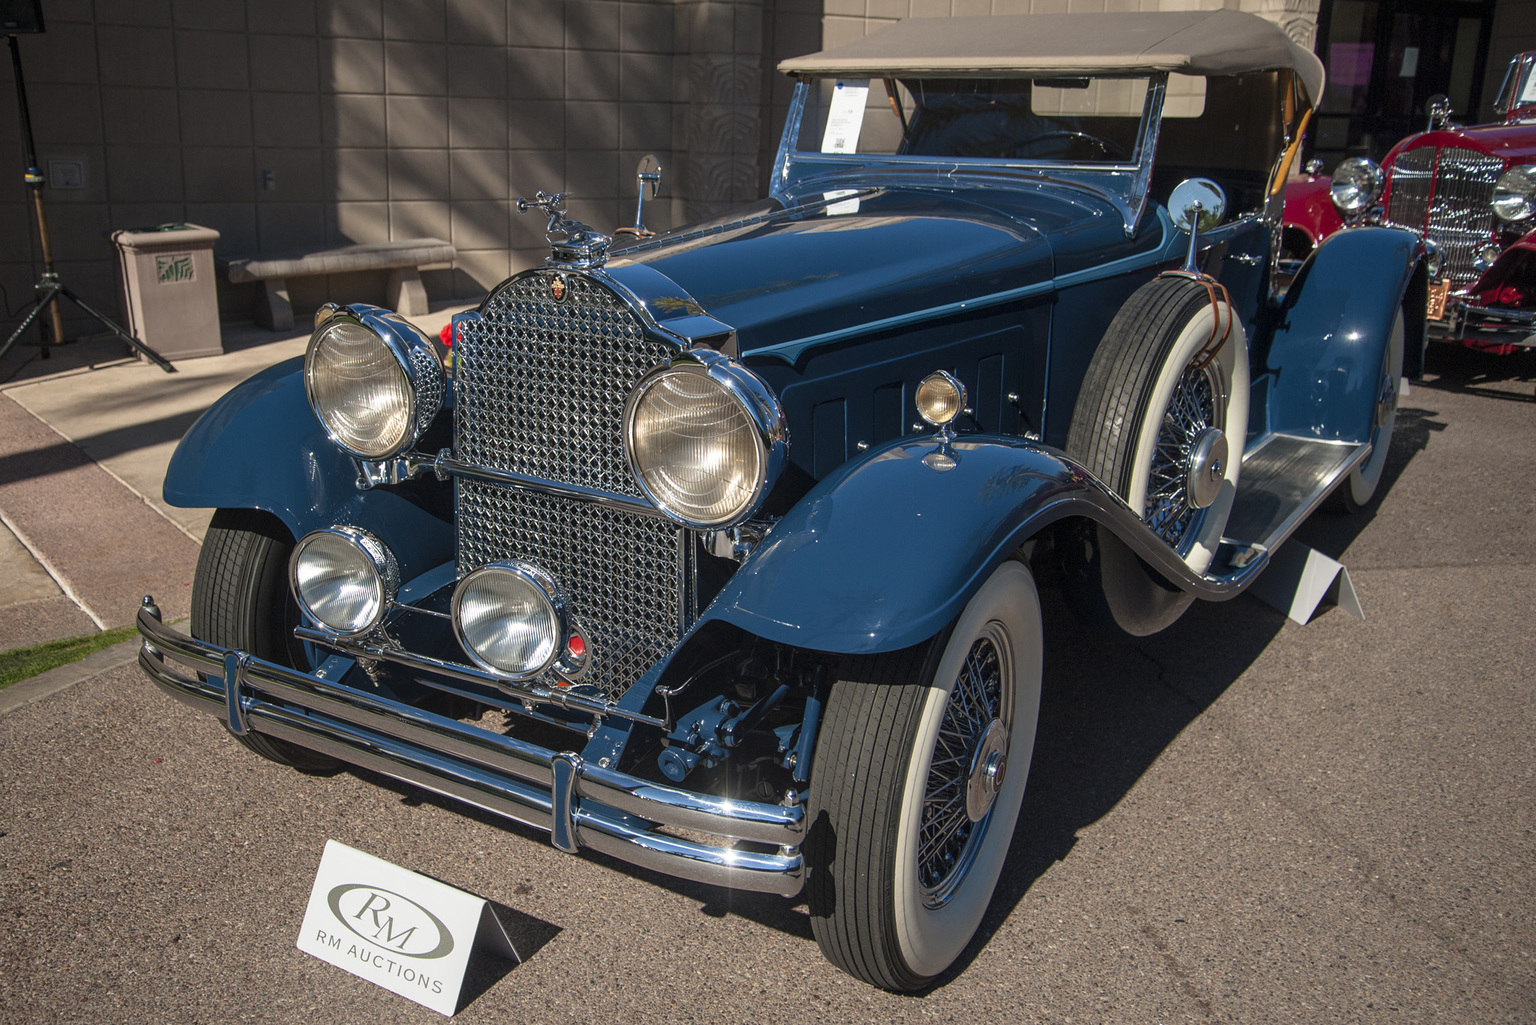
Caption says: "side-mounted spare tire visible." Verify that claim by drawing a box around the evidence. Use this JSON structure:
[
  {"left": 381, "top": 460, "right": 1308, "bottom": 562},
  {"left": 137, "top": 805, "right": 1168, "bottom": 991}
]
[
  {"left": 1066, "top": 274, "right": 1250, "bottom": 575},
  {"left": 191, "top": 507, "right": 342, "bottom": 774}
]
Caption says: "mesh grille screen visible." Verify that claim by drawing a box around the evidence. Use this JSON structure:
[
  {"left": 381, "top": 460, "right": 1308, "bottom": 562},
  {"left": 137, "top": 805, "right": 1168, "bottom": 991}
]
[
  {"left": 453, "top": 272, "right": 683, "bottom": 700},
  {"left": 1386, "top": 145, "right": 1504, "bottom": 285},
  {"left": 455, "top": 273, "right": 675, "bottom": 495}
]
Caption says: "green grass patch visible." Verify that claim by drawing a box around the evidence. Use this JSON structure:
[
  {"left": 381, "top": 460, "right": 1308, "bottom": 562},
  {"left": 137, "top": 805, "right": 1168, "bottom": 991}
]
[{"left": 0, "top": 625, "right": 140, "bottom": 690}]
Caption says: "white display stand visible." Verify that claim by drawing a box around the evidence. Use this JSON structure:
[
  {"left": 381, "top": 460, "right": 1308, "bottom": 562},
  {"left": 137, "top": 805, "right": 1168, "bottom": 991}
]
[
  {"left": 297, "top": 840, "right": 519, "bottom": 1016},
  {"left": 1249, "top": 541, "right": 1363, "bottom": 625}
]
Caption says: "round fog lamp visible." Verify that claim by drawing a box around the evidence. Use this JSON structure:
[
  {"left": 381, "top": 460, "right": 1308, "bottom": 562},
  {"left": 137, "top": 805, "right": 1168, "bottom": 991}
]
[
  {"left": 452, "top": 563, "right": 567, "bottom": 679},
  {"left": 916, "top": 371, "right": 967, "bottom": 427},
  {"left": 1474, "top": 243, "right": 1502, "bottom": 273},
  {"left": 290, "top": 526, "right": 399, "bottom": 636}
]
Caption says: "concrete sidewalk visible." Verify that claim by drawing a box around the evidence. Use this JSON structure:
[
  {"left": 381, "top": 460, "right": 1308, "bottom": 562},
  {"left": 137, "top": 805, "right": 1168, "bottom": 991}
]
[{"left": 0, "top": 304, "right": 471, "bottom": 652}]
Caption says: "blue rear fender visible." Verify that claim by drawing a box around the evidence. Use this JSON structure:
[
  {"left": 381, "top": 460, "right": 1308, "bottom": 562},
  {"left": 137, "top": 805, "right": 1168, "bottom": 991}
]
[
  {"left": 1263, "top": 225, "right": 1425, "bottom": 443},
  {"left": 699, "top": 434, "right": 1101, "bottom": 655},
  {"left": 164, "top": 357, "right": 453, "bottom": 576}
]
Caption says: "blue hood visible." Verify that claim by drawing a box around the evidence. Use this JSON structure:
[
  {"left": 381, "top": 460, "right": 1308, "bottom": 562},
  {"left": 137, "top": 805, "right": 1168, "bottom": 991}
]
[{"left": 609, "top": 183, "right": 1154, "bottom": 355}]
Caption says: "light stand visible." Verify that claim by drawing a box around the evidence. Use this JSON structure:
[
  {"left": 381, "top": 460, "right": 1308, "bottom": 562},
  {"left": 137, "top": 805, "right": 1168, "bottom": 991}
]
[{"left": 1, "top": 33, "right": 174, "bottom": 372}]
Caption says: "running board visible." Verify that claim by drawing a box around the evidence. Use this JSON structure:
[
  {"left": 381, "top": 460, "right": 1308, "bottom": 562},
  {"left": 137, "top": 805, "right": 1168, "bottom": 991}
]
[{"left": 1216, "top": 434, "right": 1369, "bottom": 571}]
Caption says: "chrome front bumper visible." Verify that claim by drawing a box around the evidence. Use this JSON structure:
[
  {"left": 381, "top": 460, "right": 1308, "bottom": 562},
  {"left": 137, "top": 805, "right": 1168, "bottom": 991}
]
[
  {"left": 135, "top": 600, "right": 804, "bottom": 897},
  {"left": 1433, "top": 299, "right": 1536, "bottom": 347}
]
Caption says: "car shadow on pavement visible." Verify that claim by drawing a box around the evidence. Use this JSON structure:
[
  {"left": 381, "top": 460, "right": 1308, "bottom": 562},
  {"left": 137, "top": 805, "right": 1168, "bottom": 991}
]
[
  {"left": 1419, "top": 343, "right": 1536, "bottom": 402},
  {"left": 941, "top": 585, "right": 1294, "bottom": 990},
  {"left": 332, "top": 404, "right": 1444, "bottom": 992},
  {"left": 936, "top": 406, "right": 1443, "bottom": 994}
]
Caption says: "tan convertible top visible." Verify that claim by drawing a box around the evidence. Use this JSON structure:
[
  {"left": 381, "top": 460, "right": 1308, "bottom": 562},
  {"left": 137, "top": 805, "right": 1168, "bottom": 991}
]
[{"left": 778, "top": 10, "right": 1325, "bottom": 105}]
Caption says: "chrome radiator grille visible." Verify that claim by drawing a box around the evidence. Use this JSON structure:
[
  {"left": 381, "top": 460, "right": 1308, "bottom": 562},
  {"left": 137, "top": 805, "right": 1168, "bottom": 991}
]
[
  {"left": 1385, "top": 145, "right": 1505, "bottom": 284},
  {"left": 454, "top": 271, "right": 683, "bottom": 699}
]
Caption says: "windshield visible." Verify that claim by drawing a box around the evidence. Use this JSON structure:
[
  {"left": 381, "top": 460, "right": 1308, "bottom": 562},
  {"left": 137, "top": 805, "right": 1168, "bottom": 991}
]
[
  {"left": 773, "top": 73, "right": 1173, "bottom": 233},
  {"left": 792, "top": 75, "right": 1168, "bottom": 164}
]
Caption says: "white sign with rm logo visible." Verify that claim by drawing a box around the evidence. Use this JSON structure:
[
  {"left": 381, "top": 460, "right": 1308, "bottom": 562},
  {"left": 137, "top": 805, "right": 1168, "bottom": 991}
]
[{"left": 297, "top": 840, "right": 518, "bottom": 1016}]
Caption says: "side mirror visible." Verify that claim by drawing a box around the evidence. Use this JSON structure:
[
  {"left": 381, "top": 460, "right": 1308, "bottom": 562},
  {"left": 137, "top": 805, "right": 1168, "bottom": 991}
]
[
  {"left": 1169, "top": 178, "right": 1227, "bottom": 273},
  {"left": 627, "top": 154, "right": 663, "bottom": 237}
]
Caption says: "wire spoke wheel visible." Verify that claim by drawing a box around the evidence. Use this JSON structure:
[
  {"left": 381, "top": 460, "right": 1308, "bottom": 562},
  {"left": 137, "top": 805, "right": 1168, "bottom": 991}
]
[
  {"left": 807, "top": 561, "right": 1042, "bottom": 991},
  {"left": 918, "top": 625, "right": 1011, "bottom": 907},
  {"left": 1144, "top": 362, "right": 1223, "bottom": 553}
]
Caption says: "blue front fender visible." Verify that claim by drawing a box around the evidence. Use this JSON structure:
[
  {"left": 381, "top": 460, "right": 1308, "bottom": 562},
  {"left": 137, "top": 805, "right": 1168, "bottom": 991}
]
[
  {"left": 700, "top": 435, "right": 1102, "bottom": 654},
  {"left": 1266, "top": 225, "right": 1424, "bottom": 442},
  {"left": 165, "top": 357, "right": 452, "bottom": 576}
]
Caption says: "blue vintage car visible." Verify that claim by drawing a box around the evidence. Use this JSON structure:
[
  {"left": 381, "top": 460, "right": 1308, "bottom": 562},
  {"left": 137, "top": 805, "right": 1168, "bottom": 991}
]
[{"left": 139, "top": 11, "right": 1425, "bottom": 990}]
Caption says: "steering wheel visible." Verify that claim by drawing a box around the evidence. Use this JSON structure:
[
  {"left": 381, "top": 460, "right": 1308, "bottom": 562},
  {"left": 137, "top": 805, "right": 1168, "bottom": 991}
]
[{"left": 1012, "top": 130, "right": 1130, "bottom": 162}]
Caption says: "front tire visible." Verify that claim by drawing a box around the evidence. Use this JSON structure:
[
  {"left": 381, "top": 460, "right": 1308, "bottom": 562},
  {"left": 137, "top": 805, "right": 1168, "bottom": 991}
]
[
  {"left": 1329, "top": 308, "right": 1404, "bottom": 512},
  {"left": 191, "top": 508, "right": 341, "bottom": 774},
  {"left": 806, "top": 560, "right": 1043, "bottom": 990},
  {"left": 1066, "top": 275, "right": 1250, "bottom": 574}
]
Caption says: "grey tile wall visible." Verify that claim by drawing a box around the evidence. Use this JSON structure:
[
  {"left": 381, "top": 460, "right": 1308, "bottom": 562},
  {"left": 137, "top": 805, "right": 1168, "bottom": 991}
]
[
  {"left": 0, "top": 0, "right": 1324, "bottom": 341},
  {"left": 0, "top": 0, "right": 681, "bottom": 335}
]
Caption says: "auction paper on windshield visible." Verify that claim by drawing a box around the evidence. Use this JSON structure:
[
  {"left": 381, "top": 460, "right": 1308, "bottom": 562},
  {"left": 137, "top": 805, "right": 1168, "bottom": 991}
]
[{"left": 822, "top": 79, "right": 870, "bottom": 153}]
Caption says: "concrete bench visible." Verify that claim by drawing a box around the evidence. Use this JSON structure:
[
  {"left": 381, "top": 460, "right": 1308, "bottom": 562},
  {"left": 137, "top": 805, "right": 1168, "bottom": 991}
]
[{"left": 223, "top": 238, "right": 456, "bottom": 331}]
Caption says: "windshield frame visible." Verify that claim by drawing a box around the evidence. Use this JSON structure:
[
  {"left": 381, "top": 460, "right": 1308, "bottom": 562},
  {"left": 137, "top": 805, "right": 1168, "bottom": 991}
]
[
  {"left": 769, "top": 72, "right": 1168, "bottom": 236},
  {"left": 1495, "top": 52, "right": 1536, "bottom": 123}
]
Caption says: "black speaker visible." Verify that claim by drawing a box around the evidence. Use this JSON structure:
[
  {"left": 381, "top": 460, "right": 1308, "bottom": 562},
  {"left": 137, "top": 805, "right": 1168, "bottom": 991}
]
[{"left": 0, "top": 0, "right": 43, "bottom": 34}]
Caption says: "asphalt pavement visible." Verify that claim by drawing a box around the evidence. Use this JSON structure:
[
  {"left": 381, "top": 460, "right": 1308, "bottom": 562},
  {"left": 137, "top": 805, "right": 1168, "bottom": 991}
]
[{"left": 0, "top": 336, "right": 1532, "bottom": 1024}]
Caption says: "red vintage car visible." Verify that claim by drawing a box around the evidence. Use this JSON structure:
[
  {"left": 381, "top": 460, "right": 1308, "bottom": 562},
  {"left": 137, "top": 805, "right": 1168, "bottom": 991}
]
[{"left": 1285, "top": 50, "right": 1536, "bottom": 353}]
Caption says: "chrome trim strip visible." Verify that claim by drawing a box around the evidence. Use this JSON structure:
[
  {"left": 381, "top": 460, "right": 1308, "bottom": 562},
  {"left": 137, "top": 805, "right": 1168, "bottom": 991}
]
[
  {"left": 137, "top": 604, "right": 805, "bottom": 897},
  {"left": 415, "top": 452, "right": 665, "bottom": 519},
  {"left": 290, "top": 623, "right": 670, "bottom": 730}
]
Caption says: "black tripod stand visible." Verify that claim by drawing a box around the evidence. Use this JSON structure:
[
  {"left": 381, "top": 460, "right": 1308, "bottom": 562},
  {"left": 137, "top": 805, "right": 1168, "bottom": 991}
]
[{"left": 0, "top": 33, "right": 173, "bottom": 373}]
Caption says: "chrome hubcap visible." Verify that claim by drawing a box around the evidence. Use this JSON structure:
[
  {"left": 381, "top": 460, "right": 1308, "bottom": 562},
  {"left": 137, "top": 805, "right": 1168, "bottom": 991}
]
[
  {"left": 919, "top": 625, "right": 1012, "bottom": 909},
  {"left": 965, "top": 719, "right": 1009, "bottom": 822},
  {"left": 1184, "top": 427, "right": 1227, "bottom": 510},
  {"left": 1375, "top": 372, "right": 1396, "bottom": 430},
  {"left": 1146, "top": 361, "right": 1225, "bottom": 553}
]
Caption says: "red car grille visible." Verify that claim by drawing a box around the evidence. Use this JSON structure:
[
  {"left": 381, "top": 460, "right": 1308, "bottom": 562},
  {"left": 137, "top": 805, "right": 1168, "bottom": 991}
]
[{"left": 1384, "top": 145, "right": 1505, "bottom": 285}]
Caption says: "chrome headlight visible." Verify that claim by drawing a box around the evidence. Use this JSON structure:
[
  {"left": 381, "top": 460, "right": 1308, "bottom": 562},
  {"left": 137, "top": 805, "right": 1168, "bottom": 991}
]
[
  {"left": 624, "top": 350, "right": 786, "bottom": 528},
  {"left": 290, "top": 526, "right": 399, "bottom": 637},
  {"left": 1330, "top": 157, "right": 1384, "bottom": 216},
  {"left": 452, "top": 563, "right": 567, "bottom": 679},
  {"left": 1492, "top": 165, "right": 1536, "bottom": 222},
  {"left": 305, "top": 304, "right": 445, "bottom": 459}
]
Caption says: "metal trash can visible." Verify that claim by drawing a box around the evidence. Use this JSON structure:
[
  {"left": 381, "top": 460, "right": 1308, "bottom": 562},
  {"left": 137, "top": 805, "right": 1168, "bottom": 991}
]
[{"left": 112, "top": 223, "right": 223, "bottom": 360}]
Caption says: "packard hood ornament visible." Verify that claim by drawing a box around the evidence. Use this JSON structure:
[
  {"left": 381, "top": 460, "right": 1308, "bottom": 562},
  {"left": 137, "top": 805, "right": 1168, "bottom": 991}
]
[{"left": 516, "top": 190, "right": 612, "bottom": 269}]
